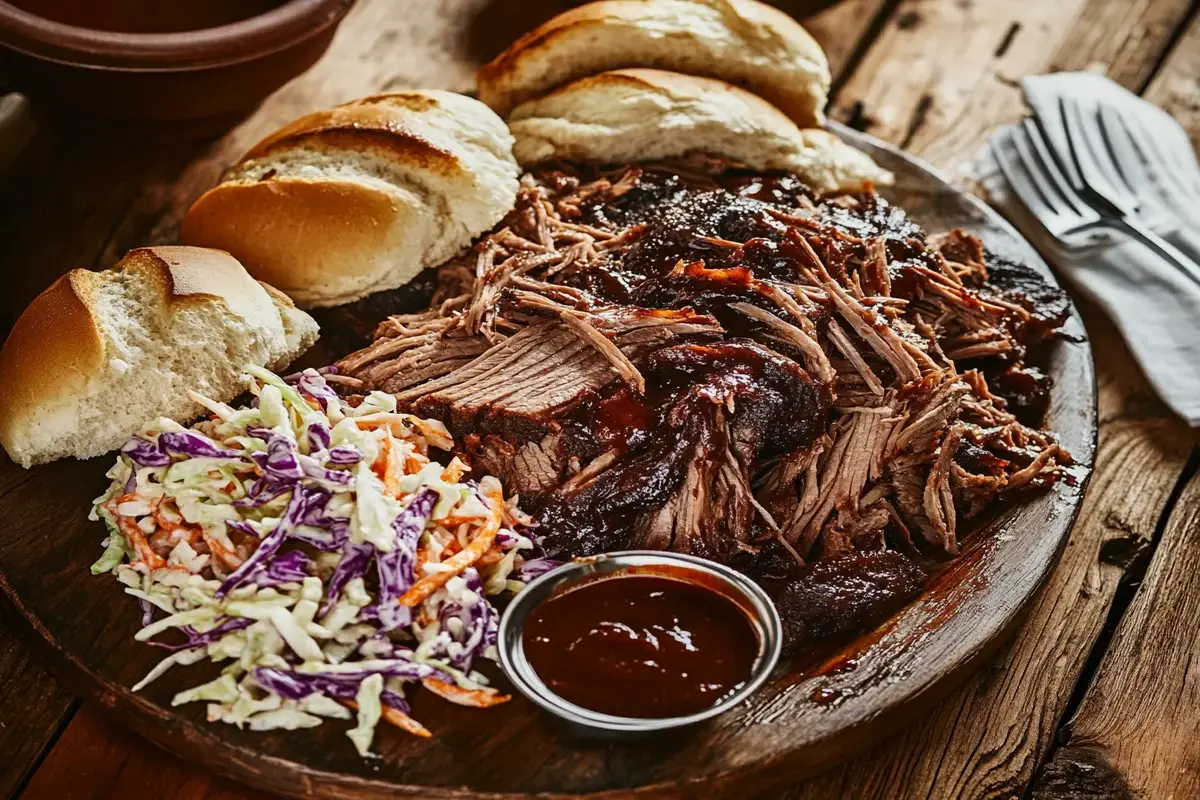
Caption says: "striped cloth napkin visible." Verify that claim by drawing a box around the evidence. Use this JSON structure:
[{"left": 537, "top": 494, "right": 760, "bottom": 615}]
[{"left": 972, "top": 72, "right": 1200, "bottom": 426}]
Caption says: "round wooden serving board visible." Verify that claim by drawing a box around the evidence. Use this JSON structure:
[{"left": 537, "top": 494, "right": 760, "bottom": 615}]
[{"left": 0, "top": 126, "right": 1096, "bottom": 799}]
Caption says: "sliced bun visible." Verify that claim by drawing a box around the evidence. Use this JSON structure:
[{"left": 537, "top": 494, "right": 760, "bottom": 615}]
[
  {"left": 509, "top": 69, "right": 892, "bottom": 193},
  {"left": 0, "top": 247, "right": 320, "bottom": 467},
  {"left": 180, "top": 92, "right": 520, "bottom": 309},
  {"left": 478, "top": 0, "right": 830, "bottom": 127}
]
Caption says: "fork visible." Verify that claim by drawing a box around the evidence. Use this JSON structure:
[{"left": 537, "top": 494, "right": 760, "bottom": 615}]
[
  {"left": 1097, "top": 105, "right": 1200, "bottom": 231},
  {"left": 990, "top": 119, "right": 1102, "bottom": 241},
  {"left": 1112, "top": 108, "right": 1200, "bottom": 201},
  {"left": 1059, "top": 97, "right": 1200, "bottom": 287}
]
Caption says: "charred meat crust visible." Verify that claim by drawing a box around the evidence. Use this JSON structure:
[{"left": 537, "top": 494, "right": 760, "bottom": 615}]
[{"left": 334, "top": 156, "right": 1073, "bottom": 650}]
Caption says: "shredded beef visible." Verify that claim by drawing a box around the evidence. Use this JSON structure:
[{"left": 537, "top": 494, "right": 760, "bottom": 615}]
[{"left": 333, "top": 156, "right": 1073, "bottom": 650}]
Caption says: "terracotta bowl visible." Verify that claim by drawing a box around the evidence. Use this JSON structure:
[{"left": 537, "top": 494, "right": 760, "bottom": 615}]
[{"left": 0, "top": 0, "right": 356, "bottom": 134}]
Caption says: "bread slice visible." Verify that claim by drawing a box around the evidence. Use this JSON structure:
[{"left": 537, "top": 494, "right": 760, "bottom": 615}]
[
  {"left": 0, "top": 246, "right": 320, "bottom": 467},
  {"left": 478, "top": 0, "right": 831, "bottom": 127},
  {"left": 180, "top": 92, "right": 520, "bottom": 309},
  {"left": 508, "top": 69, "right": 892, "bottom": 193}
]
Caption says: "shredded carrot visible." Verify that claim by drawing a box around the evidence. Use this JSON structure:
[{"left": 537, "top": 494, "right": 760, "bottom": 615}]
[
  {"left": 475, "top": 549, "right": 506, "bottom": 567},
  {"left": 201, "top": 530, "right": 244, "bottom": 569},
  {"left": 422, "top": 678, "right": 509, "bottom": 708},
  {"left": 341, "top": 699, "right": 432, "bottom": 738},
  {"left": 398, "top": 489, "right": 505, "bottom": 607},
  {"left": 437, "top": 515, "right": 487, "bottom": 529},
  {"left": 375, "top": 435, "right": 405, "bottom": 498},
  {"left": 112, "top": 513, "right": 166, "bottom": 570},
  {"left": 440, "top": 458, "right": 468, "bottom": 483}
]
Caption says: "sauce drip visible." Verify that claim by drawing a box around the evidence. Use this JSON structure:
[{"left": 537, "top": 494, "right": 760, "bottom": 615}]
[
  {"left": 11, "top": 0, "right": 286, "bottom": 34},
  {"left": 522, "top": 574, "right": 759, "bottom": 719}
]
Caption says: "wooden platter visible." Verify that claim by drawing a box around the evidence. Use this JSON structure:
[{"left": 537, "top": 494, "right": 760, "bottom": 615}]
[{"left": 0, "top": 125, "right": 1096, "bottom": 799}]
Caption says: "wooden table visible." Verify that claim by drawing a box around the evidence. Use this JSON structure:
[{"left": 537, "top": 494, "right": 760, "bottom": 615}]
[{"left": 2, "top": 1, "right": 1199, "bottom": 798}]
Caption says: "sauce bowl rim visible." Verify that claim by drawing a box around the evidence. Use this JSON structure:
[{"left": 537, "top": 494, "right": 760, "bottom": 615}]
[{"left": 497, "top": 550, "right": 783, "bottom": 733}]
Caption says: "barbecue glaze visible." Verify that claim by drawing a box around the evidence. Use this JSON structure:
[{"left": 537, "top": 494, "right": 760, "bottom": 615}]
[{"left": 522, "top": 572, "right": 759, "bottom": 719}]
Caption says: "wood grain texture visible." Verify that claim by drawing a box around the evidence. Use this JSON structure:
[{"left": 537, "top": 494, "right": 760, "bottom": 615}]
[
  {"left": 0, "top": 617, "right": 75, "bottom": 799},
  {"left": 1030, "top": 15, "right": 1200, "bottom": 798},
  {"left": 1142, "top": 5, "right": 1200, "bottom": 149},
  {"left": 1031, "top": 468, "right": 1200, "bottom": 800},
  {"left": 829, "top": 0, "right": 1193, "bottom": 171},
  {"left": 19, "top": 705, "right": 269, "bottom": 800}
]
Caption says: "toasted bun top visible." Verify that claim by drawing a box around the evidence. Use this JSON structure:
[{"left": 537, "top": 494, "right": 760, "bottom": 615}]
[
  {"left": 478, "top": 0, "right": 830, "bottom": 127},
  {"left": 508, "top": 69, "right": 891, "bottom": 193},
  {"left": 180, "top": 92, "right": 520, "bottom": 308},
  {"left": 0, "top": 246, "right": 319, "bottom": 467}
]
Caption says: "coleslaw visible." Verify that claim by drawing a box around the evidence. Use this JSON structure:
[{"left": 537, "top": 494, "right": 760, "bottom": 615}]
[{"left": 90, "top": 365, "right": 550, "bottom": 755}]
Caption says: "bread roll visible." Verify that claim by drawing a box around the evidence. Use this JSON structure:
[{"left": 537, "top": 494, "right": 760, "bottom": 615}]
[
  {"left": 478, "top": 0, "right": 830, "bottom": 127},
  {"left": 508, "top": 69, "right": 891, "bottom": 193},
  {"left": 180, "top": 92, "right": 520, "bottom": 309},
  {"left": 0, "top": 247, "right": 320, "bottom": 467}
]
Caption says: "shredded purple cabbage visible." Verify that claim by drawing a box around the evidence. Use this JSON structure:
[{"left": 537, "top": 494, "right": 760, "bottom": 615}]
[
  {"left": 217, "top": 487, "right": 317, "bottom": 596},
  {"left": 326, "top": 446, "right": 363, "bottom": 465},
  {"left": 295, "top": 369, "right": 341, "bottom": 412},
  {"left": 233, "top": 478, "right": 290, "bottom": 508},
  {"left": 253, "top": 660, "right": 450, "bottom": 701},
  {"left": 307, "top": 421, "right": 332, "bottom": 453},
  {"left": 147, "top": 617, "right": 252, "bottom": 652},
  {"left": 158, "top": 431, "right": 241, "bottom": 459},
  {"left": 517, "top": 557, "right": 563, "bottom": 580},
  {"left": 251, "top": 434, "right": 304, "bottom": 483},
  {"left": 320, "top": 541, "right": 374, "bottom": 616},
  {"left": 139, "top": 598, "right": 156, "bottom": 626},
  {"left": 374, "top": 489, "right": 438, "bottom": 631},
  {"left": 242, "top": 550, "right": 314, "bottom": 588},
  {"left": 298, "top": 454, "right": 353, "bottom": 490},
  {"left": 121, "top": 437, "right": 172, "bottom": 467}
]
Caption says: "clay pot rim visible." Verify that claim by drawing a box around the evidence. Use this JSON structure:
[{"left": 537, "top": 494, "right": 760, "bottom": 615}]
[{"left": 0, "top": 0, "right": 354, "bottom": 71}]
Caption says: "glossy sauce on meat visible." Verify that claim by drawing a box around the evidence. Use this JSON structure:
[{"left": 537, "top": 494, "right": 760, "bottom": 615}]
[{"left": 522, "top": 575, "right": 759, "bottom": 718}]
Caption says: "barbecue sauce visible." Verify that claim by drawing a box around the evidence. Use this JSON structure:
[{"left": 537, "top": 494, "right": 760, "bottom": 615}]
[{"left": 522, "top": 573, "right": 759, "bottom": 718}]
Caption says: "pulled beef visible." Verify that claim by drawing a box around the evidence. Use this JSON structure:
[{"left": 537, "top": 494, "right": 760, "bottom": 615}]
[
  {"left": 333, "top": 155, "right": 1073, "bottom": 651},
  {"left": 767, "top": 550, "right": 927, "bottom": 651}
]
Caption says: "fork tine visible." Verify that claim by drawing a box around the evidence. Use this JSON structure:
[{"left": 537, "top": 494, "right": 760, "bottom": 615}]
[
  {"left": 1021, "top": 118, "right": 1098, "bottom": 223},
  {"left": 1061, "top": 97, "right": 1131, "bottom": 215},
  {"left": 1096, "top": 105, "right": 1151, "bottom": 199},
  {"left": 1125, "top": 112, "right": 1200, "bottom": 201},
  {"left": 991, "top": 127, "right": 1056, "bottom": 226}
]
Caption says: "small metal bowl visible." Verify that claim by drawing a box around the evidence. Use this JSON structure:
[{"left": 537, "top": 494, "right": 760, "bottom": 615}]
[{"left": 497, "top": 550, "right": 783, "bottom": 737}]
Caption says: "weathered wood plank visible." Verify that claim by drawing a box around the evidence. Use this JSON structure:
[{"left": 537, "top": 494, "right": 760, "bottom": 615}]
[
  {"left": 19, "top": 705, "right": 269, "bottom": 800},
  {"left": 830, "top": 0, "right": 1193, "bottom": 169},
  {"left": 1140, "top": 5, "right": 1200, "bottom": 148},
  {"left": 766, "top": 0, "right": 1200, "bottom": 797},
  {"left": 799, "top": 0, "right": 894, "bottom": 79},
  {"left": 1031, "top": 15, "right": 1200, "bottom": 798},
  {"left": 1030, "top": 470, "right": 1200, "bottom": 799},
  {"left": 0, "top": 618, "right": 75, "bottom": 799}
]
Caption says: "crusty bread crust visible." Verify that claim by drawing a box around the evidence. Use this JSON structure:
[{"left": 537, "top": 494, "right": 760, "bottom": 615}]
[
  {"left": 0, "top": 246, "right": 319, "bottom": 467},
  {"left": 180, "top": 92, "right": 520, "bottom": 309},
  {"left": 508, "top": 69, "right": 892, "bottom": 192},
  {"left": 478, "top": 0, "right": 830, "bottom": 126},
  {"left": 0, "top": 271, "right": 105, "bottom": 463}
]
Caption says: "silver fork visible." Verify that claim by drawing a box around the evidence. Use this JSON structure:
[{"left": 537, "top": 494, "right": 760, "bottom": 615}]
[
  {"left": 990, "top": 119, "right": 1102, "bottom": 241},
  {"left": 1115, "top": 109, "right": 1200, "bottom": 201},
  {"left": 1097, "top": 105, "right": 1200, "bottom": 229},
  {"left": 1060, "top": 97, "right": 1200, "bottom": 287}
]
